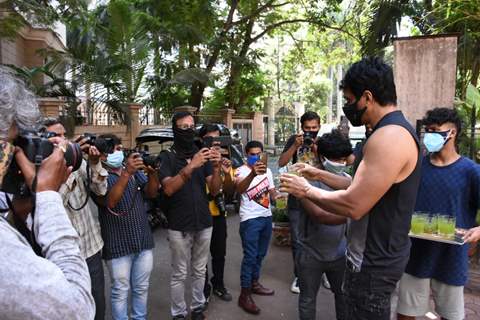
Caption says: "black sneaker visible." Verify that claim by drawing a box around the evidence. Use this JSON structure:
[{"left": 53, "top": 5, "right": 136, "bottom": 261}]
[
  {"left": 190, "top": 309, "right": 205, "bottom": 320},
  {"left": 213, "top": 287, "right": 233, "bottom": 302},
  {"left": 172, "top": 315, "right": 186, "bottom": 320}
]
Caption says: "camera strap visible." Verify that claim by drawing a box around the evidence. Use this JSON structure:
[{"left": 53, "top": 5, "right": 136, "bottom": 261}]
[
  {"left": 106, "top": 174, "right": 141, "bottom": 216},
  {"left": 67, "top": 162, "right": 91, "bottom": 211}
]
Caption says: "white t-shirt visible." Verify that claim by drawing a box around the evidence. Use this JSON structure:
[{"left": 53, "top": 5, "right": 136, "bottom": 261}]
[{"left": 235, "top": 165, "right": 274, "bottom": 222}]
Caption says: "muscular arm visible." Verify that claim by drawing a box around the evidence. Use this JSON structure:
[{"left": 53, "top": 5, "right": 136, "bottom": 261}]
[
  {"left": 161, "top": 164, "right": 194, "bottom": 197},
  {"left": 315, "top": 170, "right": 352, "bottom": 190},
  {"left": 300, "top": 198, "right": 347, "bottom": 225},
  {"left": 302, "top": 126, "right": 418, "bottom": 220}
]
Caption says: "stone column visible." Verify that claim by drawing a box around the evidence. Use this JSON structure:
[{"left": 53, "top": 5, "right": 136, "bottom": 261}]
[
  {"left": 336, "top": 64, "right": 343, "bottom": 121},
  {"left": 264, "top": 97, "right": 275, "bottom": 147},
  {"left": 251, "top": 111, "right": 265, "bottom": 144},
  {"left": 128, "top": 103, "right": 142, "bottom": 149},
  {"left": 221, "top": 108, "right": 235, "bottom": 128},
  {"left": 37, "top": 97, "right": 62, "bottom": 118}
]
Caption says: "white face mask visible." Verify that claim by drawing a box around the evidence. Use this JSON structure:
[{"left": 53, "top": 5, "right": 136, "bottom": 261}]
[{"left": 322, "top": 158, "right": 347, "bottom": 174}]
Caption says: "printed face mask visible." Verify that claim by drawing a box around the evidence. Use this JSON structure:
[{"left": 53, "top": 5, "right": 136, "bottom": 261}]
[{"left": 106, "top": 150, "right": 124, "bottom": 168}]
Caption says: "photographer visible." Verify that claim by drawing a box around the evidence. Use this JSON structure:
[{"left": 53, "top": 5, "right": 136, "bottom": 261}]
[
  {"left": 43, "top": 118, "right": 108, "bottom": 320},
  {"left": 0, "top": 68, "right": 94, "bottom": 319},
  {"left": 277, "top": 111, "right": 320, "bottom": 294},
  {"left": 97, "top": 134, "right": 159, "bottom": 320},
  {"left": 198, "top": 124, "right": 235, "bottom": 303},
  {"left": 158, "top": 112, "right": 222, "bottom": 320}
]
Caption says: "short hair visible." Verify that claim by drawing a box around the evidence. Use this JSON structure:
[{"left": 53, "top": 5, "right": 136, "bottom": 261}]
[
  {"left": 300, "top": 111, "right": 320, "bottom": 127},
  {"left": 0, "top": 67, "right": 41, "bottom": 138},
  {"left": 98, "top": 133, "right": 122, "bottom": 146},
  {"left": 172, "top": 111, "right": 194, "bottom": 128},
  {"left": 245, "top": 140, "right": 263, "bottom": 153},
  {"left": 422, "top": 107, "right": 462, "bottom": 136},
  {"left": 198, "top": 124, "right": 220, "bottom": 138},
  {"left": 42, "top": 117, "right": 62, "bottom": 128},
  {"left": 340, "top": 57, "right": 397, "bottom": 106},
  {"left": 316, "top": 129, "right": 353, "bottom": 159}
]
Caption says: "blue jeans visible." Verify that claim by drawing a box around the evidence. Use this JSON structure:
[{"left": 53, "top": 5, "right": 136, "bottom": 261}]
[
  {"left": 239, "top": 216, "right": 272, "bottom": 288},
  {"left": 106, "top": 250, "right": 154, "bottom": 320}
]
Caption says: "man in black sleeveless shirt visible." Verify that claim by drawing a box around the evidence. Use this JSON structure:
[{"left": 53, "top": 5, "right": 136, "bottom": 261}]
[{"left": 281, "top": 57, "right": 422, "bottom": 320}]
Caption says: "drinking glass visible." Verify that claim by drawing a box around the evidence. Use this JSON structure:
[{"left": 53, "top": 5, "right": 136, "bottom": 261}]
[
  {"left": 438, "top": 215, "right": 456, "bottom": 238},
  {"left": 411, "top": 212, "right": 427, "bottom": 235}
]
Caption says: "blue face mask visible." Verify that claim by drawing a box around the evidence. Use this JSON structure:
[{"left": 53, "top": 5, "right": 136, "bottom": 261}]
[
  {"left": 423, "top": 131, "right": 450, "bottom": 153},
  {"left": 106, "top": 150, "right": 124, "bottom": 168},
  {"left": 247, "top": 154, "right": 260, "bottom": 167}
]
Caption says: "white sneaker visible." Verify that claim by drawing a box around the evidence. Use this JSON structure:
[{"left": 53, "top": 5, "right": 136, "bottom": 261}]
[
  {"left": 290, "top": 277, "right": 300, "bottom": 294},
  {"left": 321, "top": 274, "right": 331, "bottom": 290}
]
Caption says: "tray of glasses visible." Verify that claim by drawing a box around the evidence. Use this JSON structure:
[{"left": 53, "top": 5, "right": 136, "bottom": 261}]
[{"left": 408, "top": 229, "right": 467, "bottom": 245}]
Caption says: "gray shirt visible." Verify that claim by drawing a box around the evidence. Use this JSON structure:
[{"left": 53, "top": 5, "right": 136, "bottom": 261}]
[
  {"left": 0, "top": 191, "right": 95, "bottom": 320},
  {"left": 298, "top": 179, "right": 347, "bottom": 262}
]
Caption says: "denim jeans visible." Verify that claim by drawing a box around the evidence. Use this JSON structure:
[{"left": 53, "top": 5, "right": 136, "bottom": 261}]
[
  {"left": 86, "top": 250, "right": 105, "bottom": 320},
  {"left": 343, "top": 265, "right": 400, "bottom": 320},
  {"left": 106, "top": 249, "right": 153, "bottom": 320},
  {"left": 239, "top": 216, "right": 272, "bottom": 288},
  {"left": 296, "top": 252, "right": 346, "bottom": 320},
  {"left": 168, "top": 227, "right": 212, "bottom": 317}
]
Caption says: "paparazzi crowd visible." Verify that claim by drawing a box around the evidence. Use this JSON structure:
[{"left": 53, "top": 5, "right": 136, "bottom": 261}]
[{"left": 2, "top": 57, "right": 480, "bottom": 320}]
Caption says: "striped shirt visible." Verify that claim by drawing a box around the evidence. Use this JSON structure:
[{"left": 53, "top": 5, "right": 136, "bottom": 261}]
[
  {"left": 59, "top": 160, "right": 107, "bottom": 259},
  {"left": 99, "top": 170, "right": 154, "bottom": 260}
]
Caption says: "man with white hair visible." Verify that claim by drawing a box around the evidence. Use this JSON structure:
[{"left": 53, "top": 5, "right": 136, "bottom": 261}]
[{"left": 0, "top": 67, "right": 95, "bottom": 320}]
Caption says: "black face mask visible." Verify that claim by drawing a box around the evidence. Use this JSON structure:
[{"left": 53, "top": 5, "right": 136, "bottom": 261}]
[
  {"left": 343, "top": 99, "right": 367, "bottom": 127},
  {"left": 173, "top": 127, "right": 197, "bottom": 159},
  {"left": 305, "top": 130, "right": 319, "bottom": 138}
]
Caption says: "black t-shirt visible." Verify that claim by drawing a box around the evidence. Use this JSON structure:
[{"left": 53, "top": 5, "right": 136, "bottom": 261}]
[{"left": 158, "top": 151, "right": 213, "bottom": 232}]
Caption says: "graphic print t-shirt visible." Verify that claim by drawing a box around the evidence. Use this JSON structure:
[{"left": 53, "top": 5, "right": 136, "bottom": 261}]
[{"left": 235, "top": 165, "right": 274, "bottom": 222}]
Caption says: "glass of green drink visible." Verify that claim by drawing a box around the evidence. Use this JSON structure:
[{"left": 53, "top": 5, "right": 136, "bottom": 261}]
[
  {"left": 438, "top": 215, "right": 456, "bottom": 238},
  {"left": 424, "top": 214, "right": 439, "bottom": 234},
  {"left": 411, "top": 213, "right": 427, "bottom": 234}
]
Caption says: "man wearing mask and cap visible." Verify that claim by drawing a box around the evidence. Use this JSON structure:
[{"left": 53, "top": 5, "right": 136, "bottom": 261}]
[
  {"left": 277, "top": 110, "right": 321, "bottom": 294},
  {"left": 397, "top": 108, "right": 480, "bottom": 320},
  {"left": 0, "top": 67, "right": 95, "bottom": 319},
  {"left": 158, "top": 112, "right": 222, "bottom": 320},
  {"left": 97, "top": 134, "right": 159, "bottom": 320}
]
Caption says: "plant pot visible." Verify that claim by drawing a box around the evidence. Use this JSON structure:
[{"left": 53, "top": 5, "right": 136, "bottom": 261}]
[{"left": 272, "top": 222, "right": 291, "bottom": 247}]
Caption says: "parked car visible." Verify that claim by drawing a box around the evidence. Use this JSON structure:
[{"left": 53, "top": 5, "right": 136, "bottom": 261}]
[{"left": 135, "top": 124, "right": 244, "bottom": 229}]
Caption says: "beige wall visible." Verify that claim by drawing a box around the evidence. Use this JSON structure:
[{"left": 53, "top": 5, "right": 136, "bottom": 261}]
[{"left": 394, "top": 35, "right": 458, "bottom": 126}]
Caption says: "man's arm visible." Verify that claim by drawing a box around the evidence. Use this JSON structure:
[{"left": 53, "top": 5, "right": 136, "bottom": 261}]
[
  {"left": 235, "top": 170, "right": 256, "bottom": 195},
  {"left": 278, "top": 134, "right": 302, "bottom": 167},
  {"left": 300, "top": 198, "right": 347, "bottom": 225},
  {"left": 295, "top": 163, "right": 352, "bottom": 190},
  {"left": 281, "top": 126, "right": 418, "bottom": 220},
  {"left": 144, "top": 167, "right": 160, "bottom": 199},
  {"left": 107, "top": 153, "right": 143, "bottom": 208},
  {"left": 89, "top": 160, "right": 108, "bottom": 196}
]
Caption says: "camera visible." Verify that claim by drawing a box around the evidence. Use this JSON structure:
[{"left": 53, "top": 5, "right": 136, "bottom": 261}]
[
  {"left": 81, "top": 133, "right": 115, "bottom": 154},
  {"left": 1, "top": 130, "right": 83, "bottom": 196},
  {"left": 140, "top": 151, "right": 158, "bottom": 168},
  {"left": 303, "top": 131, "right": 316, "bottom": 147},
  {"left": 214, "top": 193, "right": 227, "bottom": 215}
]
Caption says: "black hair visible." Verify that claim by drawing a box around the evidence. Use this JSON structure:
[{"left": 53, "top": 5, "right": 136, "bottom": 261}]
[
  {"left": 198, "top": 123, "right": 220, "bottom": 138},
  {"left": 245, "top": 140, "right": 263, "bottom": 153},
  {"left": 42, "top": 117, "right": 62, "bottom": 128},
  {"left": 316, "top": 129, "right": 353, "bottom": 160},
  {"left": 339, "top": 56, "right": 397, "bottom": 106},
  {"left": 98, "top": 133, "right": 122, "bottom": 146},
  {"left": 300, "top": 111, "right": 320, "bottom": 127},
  {"left": 172, "top": 111, "right": 194, "bottom": 128},
  {"left": 422, "top": 107, "right": 462, "bottom": 136}
]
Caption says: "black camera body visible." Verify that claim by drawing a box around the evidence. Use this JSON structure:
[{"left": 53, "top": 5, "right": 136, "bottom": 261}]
[
  {"left": 140, "top": 151, "right": 158, "bottom": 168},
  {"left": 214, "top": 193, "right": 227, "bottom": 215},
  {"left": 1, "top": 131, "right": 83, "bottom": 196},
  {"left": 82, "top": 133, "right": 115, "bottom": 155},
  {"left": 303, "top": 131, "right": 316, "bottom": 147}
]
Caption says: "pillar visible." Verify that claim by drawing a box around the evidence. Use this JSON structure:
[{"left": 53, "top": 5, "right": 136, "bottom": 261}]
[
  {"left": 221, "top": 108, "right": 235, "bottom": 128},
  {"left": 128, "top": 102, "right": 142, "bottom": 148},
  {"left": 264, "top": 97, "right": 275, "bottom": 147},
  {"left": 37, "top": 97, "right": 62, "bottom": 118},
  {"left": 251, "top": 111, "right": 265, "bottom": 144}
]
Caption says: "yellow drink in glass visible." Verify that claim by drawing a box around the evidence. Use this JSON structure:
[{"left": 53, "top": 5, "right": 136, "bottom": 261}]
[{"left": 411, "top": 214, "right": 426, "bottom": 234}]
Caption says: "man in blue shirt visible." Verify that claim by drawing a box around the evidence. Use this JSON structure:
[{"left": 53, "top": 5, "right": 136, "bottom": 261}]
[{"left": 397, "top": 108, "right": 480, "bottom": 320}]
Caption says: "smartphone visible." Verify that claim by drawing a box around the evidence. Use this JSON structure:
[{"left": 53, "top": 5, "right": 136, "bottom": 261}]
[
  {"left": 260, "top": 152, "right": 268, "bottom": 165},
  {"left": 203, "top": 136, "right": 233, "bottom": 148}
]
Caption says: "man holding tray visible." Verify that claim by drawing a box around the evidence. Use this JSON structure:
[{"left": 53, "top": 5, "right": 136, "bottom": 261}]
[{"left": 397, "top": 108, "right": 480, "bottom": 320}]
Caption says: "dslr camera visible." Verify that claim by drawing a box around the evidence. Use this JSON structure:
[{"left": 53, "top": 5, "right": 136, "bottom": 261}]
[
  {"left": 81, "top": 133, "right": 115, "bottom": 155},
  {"left": 303, "top": 131, "right": 316, "bottom": 147},
  {"left": 124, "top": 149, "right": 159, "bottom": 168},
  {"left": 1, "top": 130, "right": 83, "bottom": 196}
]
